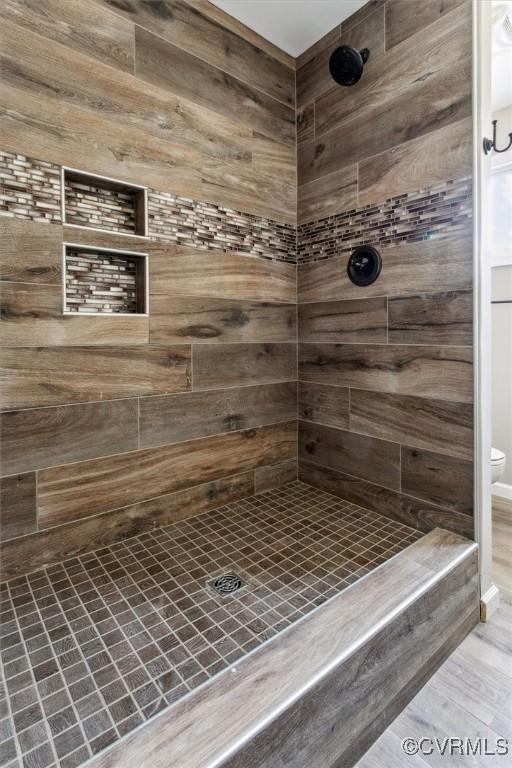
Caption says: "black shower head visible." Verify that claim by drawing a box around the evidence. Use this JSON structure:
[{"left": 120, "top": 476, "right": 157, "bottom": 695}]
[{"left": 329, "top": 45, "right": 370, "bottom": 86}]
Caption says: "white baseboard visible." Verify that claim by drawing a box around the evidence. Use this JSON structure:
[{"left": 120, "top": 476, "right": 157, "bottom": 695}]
[
  {"left": 480, "top": 583, "right": 500, "bottom": 621},
  {"left": 492, "top": 482, "right": 512, "bottom": 501}
]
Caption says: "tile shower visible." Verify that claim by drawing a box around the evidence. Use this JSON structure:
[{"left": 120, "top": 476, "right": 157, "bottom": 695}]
[{"left": 0, "top": 1, "right": 477, "bottom": 767}]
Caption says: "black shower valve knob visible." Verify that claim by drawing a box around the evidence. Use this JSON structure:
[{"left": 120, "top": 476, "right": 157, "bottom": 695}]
[{"left": 347, "top": 245, "right": 382, "bottom": 286}]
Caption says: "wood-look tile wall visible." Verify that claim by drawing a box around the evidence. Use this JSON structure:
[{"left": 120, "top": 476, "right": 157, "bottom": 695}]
[
  {"left": 297, "top": 0, "right": 474, "bottom": 537},
  {"left": 0, "top": 0, "right": 295, "bottom": 224},
  {"left": 0, "top": 0, "right": 297, "bottom": 579}
]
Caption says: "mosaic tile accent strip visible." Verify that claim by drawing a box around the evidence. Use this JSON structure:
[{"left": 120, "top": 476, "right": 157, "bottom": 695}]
[
  {"left": 64, "top": 178, "right": 137, "bottom": 235},
  {"left": 297, "top": 177, "right": 472, "bottom": 264},
  {"left": 0, "top": 482, "right": 421, "bottom": 768},
  {"left": 0, "top": 151, "right": 296, "bottom": 264},
  {"left": 0, "top": 153, "right": 61, "bottom": 224},
  {"left": 148, "top": 191, "right": 296, "bottom": 263},
  {"left": 65, "top": 249, "right": 140, "bottom": 314}
]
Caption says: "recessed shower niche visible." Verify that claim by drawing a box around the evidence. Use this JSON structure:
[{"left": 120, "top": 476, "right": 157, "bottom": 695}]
[
  {"left": 62, "top": 167, "right": 148, "bottom": 236},
  {"left": 63, "top": 243, "right": 148, "bottom": 315}
]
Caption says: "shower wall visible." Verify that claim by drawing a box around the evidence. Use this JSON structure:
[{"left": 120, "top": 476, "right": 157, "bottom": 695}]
[
  {"left": 297, "top": 0, "right": 475, "bottom": 537},
  {"left": 0, "top": 0, "right": 297, "bottom": 579}
]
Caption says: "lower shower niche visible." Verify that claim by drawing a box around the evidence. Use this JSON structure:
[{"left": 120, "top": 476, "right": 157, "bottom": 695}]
[{"left": 64, "top": 244, "right": 148, "bottom": 315}]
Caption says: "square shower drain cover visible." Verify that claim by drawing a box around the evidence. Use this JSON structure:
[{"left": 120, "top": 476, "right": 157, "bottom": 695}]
[{"left": 208, "top": 572, "right": 246, "bottom": 597}]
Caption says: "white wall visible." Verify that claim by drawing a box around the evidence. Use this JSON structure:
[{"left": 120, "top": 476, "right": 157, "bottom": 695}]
[{"left": 491, "top": 265, "right": 512, "bottom": 492}]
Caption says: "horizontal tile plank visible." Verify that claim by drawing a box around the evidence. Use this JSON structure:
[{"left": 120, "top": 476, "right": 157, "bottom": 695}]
[
  {"left": 254, "top": 459, "right": 297, "bottom": 494},
  {"left": 201, "top": 157, "right": 295, "bottom": 224},
  {"left": 0, "top": 219, "right": 62, "bottom": 284},
  {"left": 297, "top": 166, "right": 357, "bottom": 224},
  {"left": 97, "top": 0, "right": 294, "bottom": 105},
  {"left": 0, "top": 473, "right": 37, "bottom": 541},
  {"left": 298, "top": 382, "right": 349, "bottom": 430},
  {"left": 297, "top": 236, "right": 472, "bottom": 304},
  {"left": 296, "top": 5, "right": 385, "bottom": 108},
  {"left": 0, "top": 282, "right": 151, "bottom": 347},
  {"left": 299, "top": 298, "right": 387, "bottom": 343},
  {"left": 298, "top": 421, "right": 400, "bottom": 491},
  {"left": 150, "top": 296, "right": 296, "bottom": 344},
  {"left": 299, "top": 459, "right": 474, "bottom": 537},
  {"left": 38, "top": 421, "right": 297, "bottom": 528},
  {"left": 149, "top": 246, "right": 296, "bottom": 303},
  {"left": 358, "top": 118, "right": 472, "bottom": 207},
  {"left": 135, "top": 26, "right": 295, "bottom": 147},
  {"left": 297, "top": 103, "right": 314, "bottom": 146},
  {"left": 385, "top": 0, "right": 467, "bottom": 50},
  {"left": 388, "top": 290, "right": 472, "bottom": 346},
  {"left": 0, "top": 13, "right": 254, "bottom": 167},
  {"left": 350, "top": 390, "right": 473, "bottom": 460},
  {"left": 193, "top": 343, "right": 296, "bottom": 390},
  {"left": 401, "top": 446, "right": 473, "bottom": 516},
  {"left": 2, "top": 0, "right": 135, "bottom": 72},
  {"left": 1, "top": 399, "right": 139, "bottom": 476},
  {"left": 299, "top": 343, "right": 473, "bottom": 403},
  {"left": 139, "top": 383, "right": 297, "bottom": 449},
  {"left": 0, "top": 473, "right": 254, "bottom": 580},
  {"left": 0, "top": 346, "right": 191, "bottom": 410},
  {"left": 314, "top": 3, "right": 470, "bottom": 138}
]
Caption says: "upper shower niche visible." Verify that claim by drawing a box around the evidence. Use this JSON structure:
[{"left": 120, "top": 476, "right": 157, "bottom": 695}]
[{"left": 62, "top": 167, "right": 148, "bottom": 237}]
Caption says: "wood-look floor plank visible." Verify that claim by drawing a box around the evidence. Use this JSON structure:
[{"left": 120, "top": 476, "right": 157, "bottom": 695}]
[
  {"left": 0, "top": 473, "right": 255, "bottom": 580},
  {"left": 0, "top": 282, "right": 150, "bottom": 347},
  {"left": 139, "top": 382, "right": 297, "bottom": 449},
  {"left": 149, "top": 296, "right": 296, "bottom": 344},
  {"left": 299, "top": 420, "right": 400, "bottom": 491},
  {"left": 192, "top": 343, "right": 296, "bottom": 391},
  {"left": 350, "top": 390, "right": 473, "bottom": 460},
  {"left": 299, "top": 459, "right": 475, "bottom": 537},
  {"left": 37, "top": 421, "right": 296, "bottom": 528},
  {"left": 401, "top": 446, "right": 473, "bottom": 516},
  {"left": 358, "top": 118, "right": 472, "bottom": 207},
  {"left": 0, "top": 219, "right": 62, "bottom": 284},
  {"left": 297, "top": 236, "right": 473, "bottom": 304},
  {"left": 1, "top": 0, "right": 135, "bottom": 73},
  {"left": 298, "top": 297, "right": 387, "bottom": 343},
  {"left": 388, "top": 290, "right": 472, "bottom": 346},
  {"left": 135, "top": 26, "right": 295, "bottom": 147},
  {"left": 0, "top": 473, "right": 37, "bottom": 541},
  {"left": 299, "top": 343, "right": 473, "bottom": 403},
  {"left": 385, "top": 0, "right": 468, "bottom": 50},
  {"left": 96, "top": 0, "right": 294, "bottom": 106},
  {"left": 1, "top": 346, "right": 191, "bottom": 410},
  {"left": 298, "top": 381, "right": 349, "bottom": 430},
  {"left": 1, "top": 399, "right": 139, "bottom": 476},
  {"left": 149, "top": 246, "right": 296, "bottom": 304}
]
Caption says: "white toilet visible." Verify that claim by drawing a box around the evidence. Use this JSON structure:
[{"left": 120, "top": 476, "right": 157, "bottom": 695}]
[{"left": 491, "top": 447, "right": 506, "bottom": 484}]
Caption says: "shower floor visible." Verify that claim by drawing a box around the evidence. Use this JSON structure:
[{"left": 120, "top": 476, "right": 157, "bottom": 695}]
[{"left": 0, "top": 481, "right": 422, "bottom": 768}]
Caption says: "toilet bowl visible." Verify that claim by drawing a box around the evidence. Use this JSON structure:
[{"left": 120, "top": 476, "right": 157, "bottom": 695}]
[{"left": 491, "top": 447, "right": 506, "bottom": 484}]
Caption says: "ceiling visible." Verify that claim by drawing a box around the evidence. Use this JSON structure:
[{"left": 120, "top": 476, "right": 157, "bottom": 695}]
[{"left": 209, "top": 0, "right": 368, "bottom": 57}]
